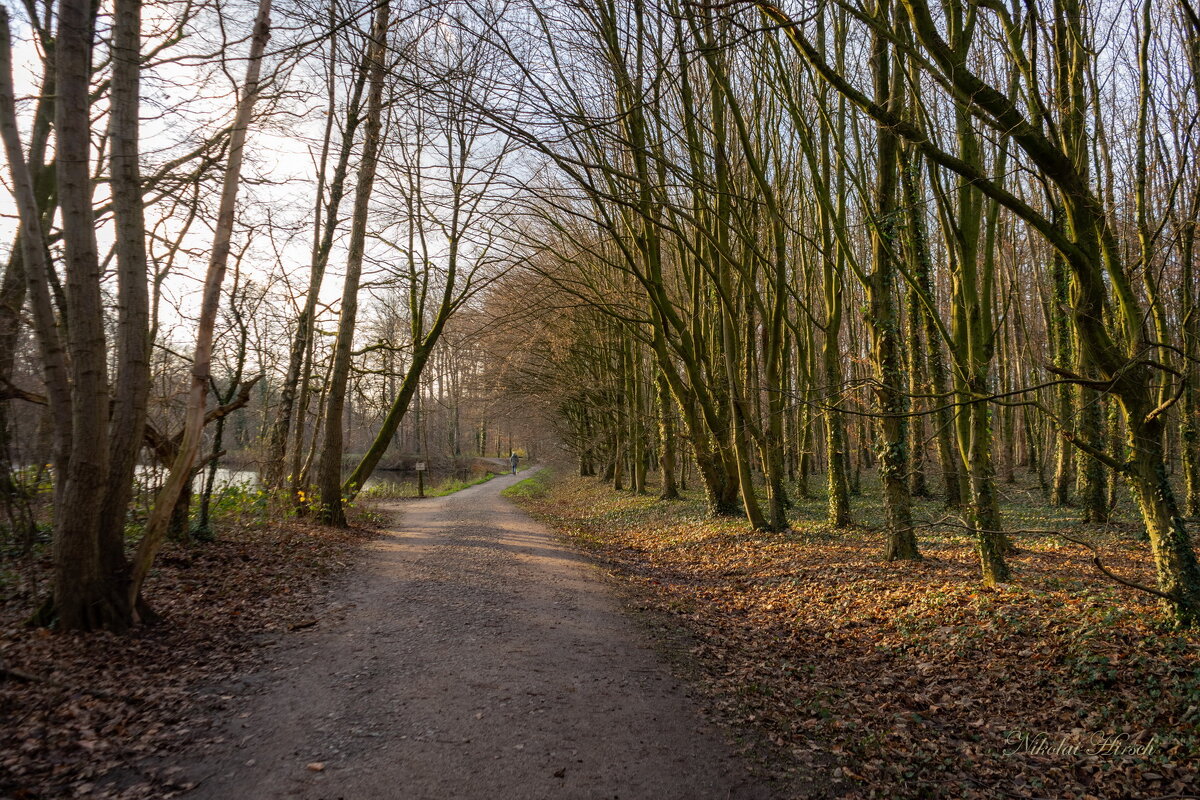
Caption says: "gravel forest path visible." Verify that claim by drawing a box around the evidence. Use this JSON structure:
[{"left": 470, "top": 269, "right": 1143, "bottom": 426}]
[{"left": 183, "top": 470, "right": 775, "bottom": 800}]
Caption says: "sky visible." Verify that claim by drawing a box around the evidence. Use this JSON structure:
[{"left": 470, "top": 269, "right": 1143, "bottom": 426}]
[{"left": 0, "top": 0, "right": 360, "bottom": 354}]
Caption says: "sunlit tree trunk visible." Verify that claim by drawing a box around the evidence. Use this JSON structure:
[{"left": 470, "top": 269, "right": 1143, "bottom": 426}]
[
  {"left": 1049, "top": 246, "right": 1075, "bottom": 507},
  {"left": 656, "top": 372, "right": 680, "bottom": 499},
  {"left": 868, "top": 0, "right": 917, "bottom": 561},
  {"left": 267, "top": 24, "right": 368, "bottom": 489},
  {"left": 315, "top": 0, "right": 388, "bottom": 525},
  {"left": 129, "top": 0, "right": 273, "bottom": 605},
  {"left": 899, "top": 153, "right": 961, "bottom": 508},
  {"left": 1182, "top": 0, "right": 1200, "bottom": 518}
]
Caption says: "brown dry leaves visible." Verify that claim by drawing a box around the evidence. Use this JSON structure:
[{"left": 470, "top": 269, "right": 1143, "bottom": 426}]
[
  {"left": 0, "top": 512, "right": 377, "bottom": 800},
  {"left": 516, "top": 476, "right": 1200, "bottom": 800}
]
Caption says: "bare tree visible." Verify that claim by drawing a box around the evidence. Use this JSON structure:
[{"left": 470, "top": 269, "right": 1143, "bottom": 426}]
[{"left": 129, "top": 0, "right": 275, "bottom": 610}]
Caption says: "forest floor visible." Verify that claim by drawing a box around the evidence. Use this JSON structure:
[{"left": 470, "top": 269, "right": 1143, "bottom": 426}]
[
  {"left": 1, "top": 469, "right": 792, "bottom": 799},
  {"left": 506, "top": 470, "right": 1200, "bottom": 800},
  {"left": 0, "top": 507, "right": 379, "bottom": 799},
  {"left": 0, "top": 498, "right": 385, "bottom": 800},
  {"left": 4, "top": 467, "right": 1198, "bottom": 799}
]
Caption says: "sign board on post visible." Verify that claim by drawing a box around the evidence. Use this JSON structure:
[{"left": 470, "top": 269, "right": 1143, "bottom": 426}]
[{"left": 415, "top": 462, "right": 426, "bottom": 471}]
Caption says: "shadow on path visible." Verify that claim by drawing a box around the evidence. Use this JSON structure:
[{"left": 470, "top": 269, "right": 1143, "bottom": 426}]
[{"left": 181, "top": 469, "right": 780, "bottom": 800}]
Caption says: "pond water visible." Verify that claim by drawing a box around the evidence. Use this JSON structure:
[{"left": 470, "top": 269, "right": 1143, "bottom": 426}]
[{"left": 135, "top": 465, "right": 412, "bottom": 492}]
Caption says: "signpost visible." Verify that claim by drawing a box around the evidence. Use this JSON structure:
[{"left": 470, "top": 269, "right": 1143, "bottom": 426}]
[{"left": 415, "top": 461, "right": 426, "bottom": 498}]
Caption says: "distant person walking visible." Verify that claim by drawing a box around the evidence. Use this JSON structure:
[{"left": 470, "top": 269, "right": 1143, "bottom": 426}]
[{"left": 509, "top": 452, "right": 520, "bottom": 475}]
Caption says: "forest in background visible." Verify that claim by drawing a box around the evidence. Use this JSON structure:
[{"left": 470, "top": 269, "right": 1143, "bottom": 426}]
[
  {"left": 481, "top": 0, "right": 1200, "bottom": 629},
  {"left": 0, "top": 0, "right": 1198, "bottom": 630},
  {"left": 0, "top": 0, "right": 564, "bottom": 632}
]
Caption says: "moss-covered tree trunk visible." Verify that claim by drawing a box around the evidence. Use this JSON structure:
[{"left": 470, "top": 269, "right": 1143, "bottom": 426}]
[
  {"left": 656, "top": 373, "right": 679, "bottom": 499},
  {"left": 1049, "top": 250, "right": 1075, "bottom": 507},
  {"left": 1122, "top": 402, "right": 1200, "bottom": 624},
  {"left": 869, "top": 4, "right": 917, "bottom": 561},
  {"left": 819, "top": 59, "right": 852, "bottom": 528}
]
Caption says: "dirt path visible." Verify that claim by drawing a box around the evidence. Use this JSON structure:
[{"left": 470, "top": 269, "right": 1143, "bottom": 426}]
[{"left": 182, "top": 471, "right": 776, "bottom": 800}]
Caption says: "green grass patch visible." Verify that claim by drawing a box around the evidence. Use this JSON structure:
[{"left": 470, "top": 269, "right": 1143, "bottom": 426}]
[
  {"left": 501, "top": 468, "right": 553, "bottom": 500},
  {"left": 360, "top": 471, "right": 497, "bottom": 500},
  {"left": 428, "top": 472, "right": 497, "bottom": 497}
]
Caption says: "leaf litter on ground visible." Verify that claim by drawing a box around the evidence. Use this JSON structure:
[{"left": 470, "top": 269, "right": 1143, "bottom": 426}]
[
  {"left": 0, "top": 509, "right": 379, "bottom": 800},
  {"left": 511, "top": 473, "right": 1200, "bottom": 800}
]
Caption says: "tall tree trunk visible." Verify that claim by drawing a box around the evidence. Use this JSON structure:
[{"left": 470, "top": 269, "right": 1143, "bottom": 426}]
[
  {"left": 0, "top": 6, "right": 74, "bottom": 551},
  {"left": 925, "top": 300, "right": 963, "bottom": 508},
  {"left": 129, "top": 0, "right": 273, "bottom": 606},
  {"left": 868, "top": 3, "right": 917, "bottom": 561},
  {"left": 1050, "top": 247, "right": 1075, "bottom": 506},
  {"left": 628, "top": 337, "right": 647, "bottom": 494},
  {"left": 656, "top": 372, "right": 680, "bottom": 499},
  {"left": 907, "top": 284, "right": 930, "bottom": 498},
  {"left": 99, "top": 0, "right": 152, "bottom": 620},
  {"left": 315, "top": 0, "right": 388, "bottom": 525},
  {"left": 49, "top": 0, "right": 122, "bottom": 628},
  {"left": 1182, "top": 0, "right": 1200, "bottom": 518},
  {"left": 1182, "top": 195, "right": 1200, "bottom": 517},
  {"left": 819, "top": 104, "right": 852, "bottom": 526},
  {"left": 266, "top": 36, "right": 369, "bottom": 489}
]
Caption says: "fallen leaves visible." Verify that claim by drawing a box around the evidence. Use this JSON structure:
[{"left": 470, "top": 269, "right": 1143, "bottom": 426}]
[
  {"left": 514, "top": 476, "right": 1200, "bottom": 800},
  {"left": 1, "top": 511, "right": 377, "bottom": 800}
]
